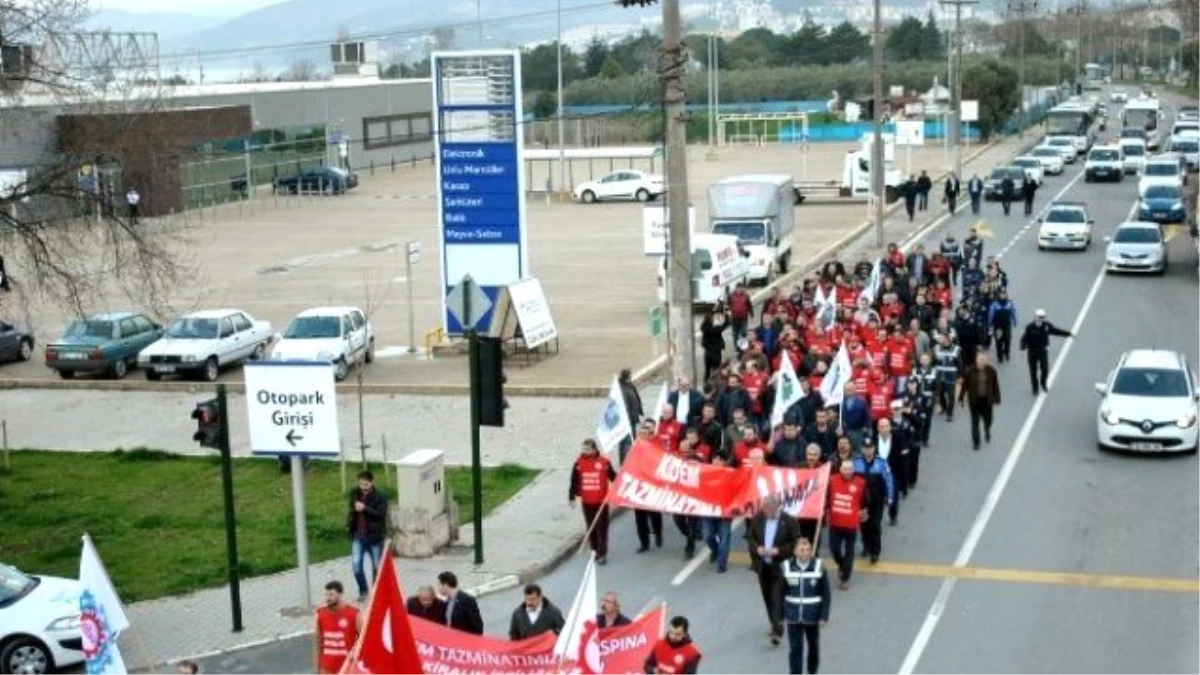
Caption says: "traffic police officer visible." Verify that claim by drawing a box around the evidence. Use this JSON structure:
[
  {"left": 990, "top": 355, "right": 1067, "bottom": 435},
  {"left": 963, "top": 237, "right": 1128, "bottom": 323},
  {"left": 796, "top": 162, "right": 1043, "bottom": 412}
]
[
  {"left": 1019, "top": 308, "right": 1073, "bottom": 395},
  {"left": 987, "top": 290, "right": 1019, "bottom": 363},
  {"left": 782, "top": 538, "right": 831, "bottom": 674}
]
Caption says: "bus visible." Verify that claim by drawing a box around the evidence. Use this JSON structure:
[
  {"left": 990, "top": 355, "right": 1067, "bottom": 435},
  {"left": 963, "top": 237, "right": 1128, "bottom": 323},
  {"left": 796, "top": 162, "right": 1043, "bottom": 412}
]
[
  {"left": 1122, "top": 96, "right": 1163, "bottom": 151},
  {"left": 1044, "top": 104, "right": 1096, "bottom": 153}
]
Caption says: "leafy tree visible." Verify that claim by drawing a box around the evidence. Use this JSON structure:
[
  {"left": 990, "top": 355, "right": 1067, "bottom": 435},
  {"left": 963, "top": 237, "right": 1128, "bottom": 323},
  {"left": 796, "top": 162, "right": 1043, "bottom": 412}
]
[
  {"left": 886, "top": 16, "right": 927, "bottom": 61},
  {"left": 610, "top": 30, "right": 662, "bottom": 75},
  {"left": 786, "top": 22, "right": 829, "bottom": 65},
  {"left": 532, "top": 91, "right": 556, "bottom": 119},
  {"left": 1000, "top": 20, "right": 1055, "bottom": 58},
  {"left": 825, "top": 21, "right": 870, "bottom": 65},
  {"left": 921, "top": 11, "right": 944, "bottom": 61},
  {"left": 599, "top": 54, "right": 625, "bottom": 79},
  {"left": 685, "top": 33, "right": 730, "bottom": 70},
  {"left": 726, "top": 27, "right": 788, "bottom": 68},
  {"left": 521, "top": 42, "right": 581, "bottom": 92},
  {"left": 961, "top": 59, "right": 1020, "bottom": 141},
  {"left": 582, "top": 37, "right": 610, "bottom": 79}
]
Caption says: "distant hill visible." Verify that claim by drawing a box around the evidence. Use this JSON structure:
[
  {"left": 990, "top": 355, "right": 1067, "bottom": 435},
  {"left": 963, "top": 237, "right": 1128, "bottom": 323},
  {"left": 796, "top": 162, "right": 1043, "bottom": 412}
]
[{"left": 85, "top": 9, "right": 226, "bottom": 41}]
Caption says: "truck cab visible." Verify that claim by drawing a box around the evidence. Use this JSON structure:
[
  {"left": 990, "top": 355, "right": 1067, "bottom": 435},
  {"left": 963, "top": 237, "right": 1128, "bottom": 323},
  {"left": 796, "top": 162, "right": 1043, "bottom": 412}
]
[
  {"left": 841, "top": 134, "right": 902, "bottom": 203},
  {"left": 708, "top": 174, "right": 796, "bottom": 284},
  {"left": 656, "top": 233, "right": 751, "bottom": 306}
]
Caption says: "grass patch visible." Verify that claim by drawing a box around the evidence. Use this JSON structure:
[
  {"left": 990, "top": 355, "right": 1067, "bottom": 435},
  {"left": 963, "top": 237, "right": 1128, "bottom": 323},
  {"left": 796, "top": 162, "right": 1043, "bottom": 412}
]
[{"left": 0, "top": 449, "right": 538, "bottom": 602}]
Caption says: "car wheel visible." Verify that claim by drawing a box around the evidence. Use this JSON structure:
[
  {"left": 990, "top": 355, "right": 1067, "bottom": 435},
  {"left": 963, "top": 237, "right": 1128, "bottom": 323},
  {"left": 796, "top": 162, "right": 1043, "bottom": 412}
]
[
  {"left": 1, "top": 636, "right": 53, "bottom": 675},
  {"left": 111, "top": 359, "right": 128, "bottom": 379},
  {"left": 779, "top": 251, "right": 791, "bottom": 274},
  {"left": 635, "top": 188, "right": 651, "bottom": 202},
  {"left": 17, "top": 338, "right": 32, "bottom": 361},
  {"left": 146, "top": 370, "right": 162, "bottom": 381},
  {"left": 365, "top": 338, "right": 375, "bottom": 364},
  {"left": 581, "top": 190, "right": 596, "bottom": 204},
  {"left": 57, "top": 370, "right": 74, "bottom": 380},
  {"left": 251, "top": 343, "right": 267, "bottom": 361},
  {"left": 202, "top": 356, "right": 220, "bottom": 382},
  {"left": 333, "top": 357, "right": 349, "bottom": 381}
]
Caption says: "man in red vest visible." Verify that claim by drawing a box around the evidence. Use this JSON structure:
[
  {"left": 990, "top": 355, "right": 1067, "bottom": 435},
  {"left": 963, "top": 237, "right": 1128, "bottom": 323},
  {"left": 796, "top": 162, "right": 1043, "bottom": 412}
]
[
  {"left": 570, "top": 438, "right": 617, "bottom": 565},
  {"left": 314, "top": 580, "right": 362, "bottom": 674},
  {"left": 826, "top": 460, "right": 868, "bottom": 591},
  {"left": 644, "top": 615, "right": 702, "bottom": 674}
]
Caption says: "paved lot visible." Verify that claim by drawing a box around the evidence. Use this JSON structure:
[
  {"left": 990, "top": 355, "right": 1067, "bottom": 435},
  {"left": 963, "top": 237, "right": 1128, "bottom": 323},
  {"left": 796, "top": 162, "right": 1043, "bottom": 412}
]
[{"left": 0, "top": 142, "right": 958, "bottom": 391}]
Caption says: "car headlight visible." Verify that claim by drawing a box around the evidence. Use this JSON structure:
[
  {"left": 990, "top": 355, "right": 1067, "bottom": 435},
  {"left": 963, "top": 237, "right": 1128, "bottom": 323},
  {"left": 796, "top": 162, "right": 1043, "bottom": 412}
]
[
  {"left": 1171, "top": 201, "right": 1183, "bottom": 210},
  {"left": 1176, "top": 414, "right": 1197, "bottom": 429},
  {"left": 46, "top": 614, "right": 80, "bottom": 631},
  {"left": 1101, "top": 409, "right": 1120, "bottom": 425},
  {"left": 1138, "top": 202, "right": 1150, "bottom": 211}
]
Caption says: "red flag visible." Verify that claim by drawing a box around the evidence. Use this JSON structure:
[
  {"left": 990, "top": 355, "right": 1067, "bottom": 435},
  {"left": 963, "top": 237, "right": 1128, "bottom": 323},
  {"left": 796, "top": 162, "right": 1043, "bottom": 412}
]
[{"left": 340, "top": 553, "right": 424, "bottom": 674}]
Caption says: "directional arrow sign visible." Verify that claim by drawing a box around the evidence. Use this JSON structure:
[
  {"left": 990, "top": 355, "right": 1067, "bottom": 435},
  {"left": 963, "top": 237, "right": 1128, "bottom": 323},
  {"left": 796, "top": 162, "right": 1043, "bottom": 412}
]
[
  {"left": 244, "top": 361, "right": 339, "bottom": 456},
  {"left": 445, "top": 273, "right": 493, "bottom": 331}
]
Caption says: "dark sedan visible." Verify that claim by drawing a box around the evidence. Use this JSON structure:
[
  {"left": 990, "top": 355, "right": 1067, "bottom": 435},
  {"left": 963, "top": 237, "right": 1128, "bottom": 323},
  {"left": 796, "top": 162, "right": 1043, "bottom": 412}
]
[
  {"left": 273, "top": 167, "right": 358, "bottom": 195},
  {"left": 1137, "top": 185, "right": 1187, "bottom": 224},
  {"left": 0, "top": 319, "right": 33, "bottom": 363},
  {"left": 44, "top": 312, "right": 163, "bottom": 379}
]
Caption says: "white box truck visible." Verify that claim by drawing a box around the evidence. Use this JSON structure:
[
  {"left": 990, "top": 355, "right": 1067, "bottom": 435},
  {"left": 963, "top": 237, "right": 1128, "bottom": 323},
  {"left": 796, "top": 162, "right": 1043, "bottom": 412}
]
[{"left": 708, "top": 174, "right": 796, "bottom": 284}]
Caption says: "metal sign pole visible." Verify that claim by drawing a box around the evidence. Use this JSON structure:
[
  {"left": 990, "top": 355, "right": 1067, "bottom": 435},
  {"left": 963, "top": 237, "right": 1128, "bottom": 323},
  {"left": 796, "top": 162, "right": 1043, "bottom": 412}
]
[
  {"left": 291, "top": 454, "right": 312, "bottom": 610},
  {"left": 406, "top": 241, "right": 418, "bottom": 354},
  {"left": 216, "top": 384, "right": 243, "bottom": 632}
]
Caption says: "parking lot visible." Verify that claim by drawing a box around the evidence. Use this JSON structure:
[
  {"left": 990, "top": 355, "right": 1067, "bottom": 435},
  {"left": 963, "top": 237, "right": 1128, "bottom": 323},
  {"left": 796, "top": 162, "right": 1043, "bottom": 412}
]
[{"left": 0, "top": 140, "right": 957, "bottom": 390}]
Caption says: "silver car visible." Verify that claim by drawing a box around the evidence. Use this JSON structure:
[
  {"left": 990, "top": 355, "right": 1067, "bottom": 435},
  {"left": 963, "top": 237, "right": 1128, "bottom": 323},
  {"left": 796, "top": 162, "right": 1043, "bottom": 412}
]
[{"left": 1104, "top": 222, "right": 1168, "bottom": 274}]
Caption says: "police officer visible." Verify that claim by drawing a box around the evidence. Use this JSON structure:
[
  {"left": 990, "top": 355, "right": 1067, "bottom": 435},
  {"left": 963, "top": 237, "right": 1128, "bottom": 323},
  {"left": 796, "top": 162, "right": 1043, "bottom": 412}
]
[
  {"left": 940, "top": 233, "right": 963, "bottom": 285},
  {"left": 987, "top": 290, "right": 1019, "bottom": 363},
  {"left": 933, "top": 333, "right": 961, "bottom": 421},
  {"left": 1019, "top": 308, "right": 1073, "bottom": 396},
  {"left": 782, "top": 538, "right": 831, "bottom": 675},
  {"left": 963, "top": 227, "right": 984, "bottom": 266}
]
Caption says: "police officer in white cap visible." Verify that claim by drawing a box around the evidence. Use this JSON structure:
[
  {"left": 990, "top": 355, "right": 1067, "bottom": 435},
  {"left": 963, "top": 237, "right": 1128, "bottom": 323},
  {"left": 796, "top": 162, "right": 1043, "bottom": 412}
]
[{"left": 1018, "top": 308, "right": 1072, "bottom": 396}]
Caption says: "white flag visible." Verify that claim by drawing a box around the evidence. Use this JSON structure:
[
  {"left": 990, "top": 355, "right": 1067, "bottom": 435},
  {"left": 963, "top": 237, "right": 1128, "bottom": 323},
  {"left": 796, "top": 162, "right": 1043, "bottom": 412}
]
[
  {"left": 813, "top": 284, "right": 836, "bottom": 329},
  {"left": 770, "top": 351, "right": 803, "bottom": 428},
  {"left": 652, "top": 382, "right": 669, "bottom": 422},
  {"left": 675, "top": 390, "right": 690, "bottom": 423},
  {"left": 79, "top": 534, "right": 130, "bottom": 675},
  {"left": 858, "top": 258, "right": 882, "bottom": 306},
  {"left": 553, "top": 554, "right": 603, "bottom": 673},
  {"left": 595, "top": 377, "right": 632, "bottom": 454},
  {"left": 819, "top": 342, "right": 853, "bottom": 408}
]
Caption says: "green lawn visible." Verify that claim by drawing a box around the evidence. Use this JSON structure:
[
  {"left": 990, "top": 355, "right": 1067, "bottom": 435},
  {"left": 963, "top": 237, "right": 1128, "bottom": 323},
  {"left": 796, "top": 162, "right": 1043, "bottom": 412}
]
[{"left": 0, "top": 449, "right": 537, "bottom": 602}]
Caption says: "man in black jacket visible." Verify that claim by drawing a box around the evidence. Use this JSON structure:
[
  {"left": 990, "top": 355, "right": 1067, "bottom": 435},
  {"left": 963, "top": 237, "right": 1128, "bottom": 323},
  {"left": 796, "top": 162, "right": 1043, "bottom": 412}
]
[
  {"left": 916, "top": 170, "right": 933, "bottom": 211},
  {"left": 1019, "top": 308, "right": 1072, "bottom": 395},
  {"left": 999, "top": 174, "right": 1016, "bottom": 216},
  {"left": 618, "top": 368, "right": 644, "bottom": 463},
  {"left": 509, "top": 584, "right": 565, "bottom": 641},
  {"left": 438, "top": 571, "right": 484, "bottom": 634},
  {"left": 802, "top": 408, "right": 838, "bottom": 460},
  {"left": 747, "top": 497, "right": 801, "bottom": 646},
  {"left": 944, "top": 172, "right": 961, "bottom": 215},
  {"left": 347, "top": 471, "right": 388, "bottom": 601},
  {"left": 770, "top": 421, "right": 806, "bottom": 467}
]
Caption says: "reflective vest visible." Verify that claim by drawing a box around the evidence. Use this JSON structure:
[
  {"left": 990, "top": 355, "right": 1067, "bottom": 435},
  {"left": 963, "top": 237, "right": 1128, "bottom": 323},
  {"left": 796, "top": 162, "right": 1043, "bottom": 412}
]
[
  {"left": 316, "top": 604, "right": 359, "bottom": 671},
  {"left": 782, "top": 558, "right": 826, "bottom": 625},
  {"left": 649, "top": 639, "right": 702, "bottom": 675},
  {"left": 574, "top": 455, "right": 612, "bottom": 505}
]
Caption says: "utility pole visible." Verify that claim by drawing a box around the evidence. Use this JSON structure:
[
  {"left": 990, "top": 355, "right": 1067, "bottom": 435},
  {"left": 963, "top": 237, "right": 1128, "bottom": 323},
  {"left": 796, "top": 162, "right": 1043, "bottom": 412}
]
[
  {"left": 940, "top": 0, "right": 977, "bottom": 181},
  {"left": 663, "top": 0, "right": 695, "bottom": 382},
  {"left": 871, "top": 0, "right": 885, "bottom": 247},
  {"left": 556, "top": 0, "right": 566, "bottom": 199},
  {"left": 1075, "top": 0, "right": 1084, "bottom": 83},
  {"left": 1008, "top": 0, "right": 1037, "bottom": 135}
]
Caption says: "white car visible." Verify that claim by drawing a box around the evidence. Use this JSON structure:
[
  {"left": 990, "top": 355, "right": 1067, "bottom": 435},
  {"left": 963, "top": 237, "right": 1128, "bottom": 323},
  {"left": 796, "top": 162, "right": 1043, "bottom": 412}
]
[
  {"left": 138, "top": 309, "right": 273, "bottom": 382},
  {"left": 1083, "top": 145, "right": 1124, "bottom": 183},
  {"left": 1104, "top": 221, "right": 1167, "bottom": 274},
  {"left": 1168, "top": 135, "right": 1199, "bottom": 172},
  {"left": 1037, "top": 202, "right": 1092, "bottom": 250},
  {"left": 1110, "top": 89, "right": 1127, "bottom": 103},
  {"left": 0, "top": 564, "right": 83, "bottom": 674},
  {"left": 1138, "top": 157, "right": 1186, "bottom": 196},
  {"left": 1043, "top": 138, "right": 1078, "bottom": 162},
  {"left": 271, "top": 306, "right": 374, "bottom": 381},
  {"left": 1178, "top": 106, "right": 1199, "bottom": 123},
  {"left": 1011, "top": 156, "right": 1044, "bottom": 185},
  {"left": 1030, "top": 146, "right": 1066, "bottom": 174},
  {"left": 1119, "top": 138, "right": 1147, "bottom": 174},
  {"left": 1095, "top": 349, "right": 1199, "bottom": 453},
  {"left": 573, "top": 170, "right": 665, "bottom": 203}
]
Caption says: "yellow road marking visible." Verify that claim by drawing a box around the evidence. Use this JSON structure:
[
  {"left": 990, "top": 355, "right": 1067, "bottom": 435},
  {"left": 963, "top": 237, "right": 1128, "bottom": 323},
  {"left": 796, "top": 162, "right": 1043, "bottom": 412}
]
[
  {"left": 971, "top": 219, "right": 996, "bottom": 239},
  {"left": 1165, "top": 224, "right": 1183, "bottom": 242},
  {"left": 725, "top": 552, "right": 1199, "bottom": 594}
]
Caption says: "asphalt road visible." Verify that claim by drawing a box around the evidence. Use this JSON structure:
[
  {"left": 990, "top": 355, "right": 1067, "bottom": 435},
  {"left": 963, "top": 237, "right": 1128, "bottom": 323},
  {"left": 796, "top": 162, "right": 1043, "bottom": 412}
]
[{"left": 193, "top": 95, "right": 1199, "bottom": 675}]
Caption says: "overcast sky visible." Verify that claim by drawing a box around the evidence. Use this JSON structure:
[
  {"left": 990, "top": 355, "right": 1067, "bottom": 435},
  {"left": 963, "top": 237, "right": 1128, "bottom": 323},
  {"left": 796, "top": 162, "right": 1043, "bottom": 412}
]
[{"left": 93, "top": 0, "right": 281, "bottom": 17}]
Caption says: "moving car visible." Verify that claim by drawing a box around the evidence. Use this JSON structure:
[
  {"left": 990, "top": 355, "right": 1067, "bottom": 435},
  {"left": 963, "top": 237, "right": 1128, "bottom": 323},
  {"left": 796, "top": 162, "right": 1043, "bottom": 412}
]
[
  {"left": 138, "top": 309, "right": 274, "bottom": 382},
  {"left": 1095, "top": 349, "right": 1199, "bottom": 453},
  {"left": 1110, "top": 88, "right": 1127, "bottom": 103},
  {"left": 1171, "top": 121, "right": 1200, "bottom": 138},
  {"left": 1104, "top": 221, "right": 1168, "bottom": 274},
  {"left": 271, "top": 306, "right": 375, "bottom": 381},
  {"left": 983, "top": 166, "right": 1028, "bottom": 200},
  {"left": 1178, "top": 105, "right": 1200, "bottom": 123},
  {"left": 1118, "top": 138, "right": 1147, "bottom": 174},
  {"left": 1167, "top": 136, "right": 1199, "bottom": 172},
  {"left": 1083, "top": 146, "right": 1123, "bottom": 182},
  {"left": 1043, "top": 137, "right": 1079, "bottom": 162},
  {"left": 1138, "top": 156, "right": 1187, "bottom": 195},
  {"left": 44, "top": 312, "right": 163, "bottom": 379},
  {"left": 0, "top": 320, "right": 33, "bottom": 364},
  {"left": 1137, "top": 184, "right": 1187, "bottom": 224},
  {"left": 0, "top": 563, "right": 84, "bottom": 675},
  {"left": 1011, "top": 156, "right": 1044, "bottom": 185},
  {"left": 1037, "top": 202, "right": 1093, "bottom": 250},
  {"left": 1030, "top": 146, "right": 1066, "bottom": 174},
  {"left": 274, "top": 167, "right": 358, "bottom": 195},
  {"left": 573, "top": 170, "right": 665, "bottom": 203}
]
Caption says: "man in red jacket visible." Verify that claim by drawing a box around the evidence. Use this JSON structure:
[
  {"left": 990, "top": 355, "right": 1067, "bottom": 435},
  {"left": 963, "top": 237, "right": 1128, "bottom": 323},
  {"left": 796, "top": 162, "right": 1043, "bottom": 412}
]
[
  {"left": 887, "top": 324, "right": 915, "bottom": 393},
  {"left": 741, "top": 360, "right": 769, "bottom": 425},
  {"left": 644, "top": 616, "right": 702, "bottom": 674},
  {"left": 826, "top": 460, "right": 868, "bottom": 590},
  {"left": 867, "top": 369, "right": 895, "bottom": 423},
  {"left": 569, "top": 439, "right": 617, "bottom": 565},
  {"left": 656, "top": 405, "right": 684, "bottom": 455},
  {"left": 728, "top": 284, "right": 753, "bottom": 353}
]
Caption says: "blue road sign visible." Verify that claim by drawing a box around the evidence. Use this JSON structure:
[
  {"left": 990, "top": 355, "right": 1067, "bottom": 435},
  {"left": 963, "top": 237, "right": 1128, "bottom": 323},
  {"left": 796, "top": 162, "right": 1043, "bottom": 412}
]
[{"left": 432, "top": 51, "right": 527, "bottom": 335}]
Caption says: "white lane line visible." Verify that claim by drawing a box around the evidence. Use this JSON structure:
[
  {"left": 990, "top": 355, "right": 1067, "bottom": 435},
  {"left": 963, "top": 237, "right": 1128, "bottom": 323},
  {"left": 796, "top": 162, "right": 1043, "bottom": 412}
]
[
  {"left": 897, "top": 197, "right": 1138, "bottom": 675},
  {"left": 671, "top": 550, "right": 710, "bottom": 586}
]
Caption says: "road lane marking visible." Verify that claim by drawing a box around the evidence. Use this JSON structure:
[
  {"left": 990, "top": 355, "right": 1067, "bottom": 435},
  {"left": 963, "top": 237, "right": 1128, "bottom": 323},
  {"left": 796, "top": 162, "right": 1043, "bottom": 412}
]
[
  {"left": 897, "top": 196, "right": 1139, "bottom": 675},
  {"left": 723, "top": 553, "right": 1199, "bottom": 594},
  {"left": 671, "top": 550, "right": 710, "bottom": 586}
]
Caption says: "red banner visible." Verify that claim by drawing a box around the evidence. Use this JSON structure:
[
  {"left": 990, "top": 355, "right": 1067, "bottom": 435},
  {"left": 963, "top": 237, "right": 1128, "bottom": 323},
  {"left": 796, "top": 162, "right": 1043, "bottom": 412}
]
[
  {"left": 611, "top": 441, "right": 829, "bottom": 520},
  {"left": 408, "top": 607, "right": 663, "bottom": 674}
]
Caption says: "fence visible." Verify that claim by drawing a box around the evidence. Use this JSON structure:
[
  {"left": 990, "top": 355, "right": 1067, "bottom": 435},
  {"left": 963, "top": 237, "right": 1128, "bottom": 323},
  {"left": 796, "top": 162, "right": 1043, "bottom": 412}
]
[{"left": 179, "top": 137, "right": 329, "bottom": 210}]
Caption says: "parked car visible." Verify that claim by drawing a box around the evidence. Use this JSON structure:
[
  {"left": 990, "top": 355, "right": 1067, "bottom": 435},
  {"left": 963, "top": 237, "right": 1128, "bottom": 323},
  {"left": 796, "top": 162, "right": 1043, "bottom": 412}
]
[
  {"left": 1095, "top": 349, "right": 1199, "bottom": 453},
  {"left": 983, "top": 166, "right": 1028, "bottom": 200},
  {"left": 230, "top": 173, "right": 251, "bottom": 197},
  {"left": 1029, "top": 146, "right": 1066, "bottom": 175},
  {"left": 274, "top": 167, "right": 358, "bottom": 195},
  {"left": 572, "top": 170, "right": 665, "bottom": 203},
  {"left": 138, "top": 309, "right": 274, "bottom": 382},
  {"left": 1011, "top": 156, "right": 1045, "bottom": 185},
  {"left": 1104, "top": 221, "right": 1168, "bottom": 274},
  {"left": 271, "top": 306, "right": 374, "bottom": 381},
  {"left": 0, "top": 562, "right": 84, "bottom": 675},
  {"left": 44, "top": 312, "right": 162, "bottom": 379},
  {"left": 1137, "top": 184, "right": 1188, "bottom": 224},
  {"left": 0, "top": 320, "right": 33, "bottom": 364}
]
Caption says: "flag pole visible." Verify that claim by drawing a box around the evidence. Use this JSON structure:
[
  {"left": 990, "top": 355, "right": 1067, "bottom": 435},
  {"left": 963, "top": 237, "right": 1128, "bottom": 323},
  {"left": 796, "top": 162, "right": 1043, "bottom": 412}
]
[
  {"left": 338, "top": 539, "right": 392, "bottom": 674},
  {"left": 575, "top": 492, "right": 613, "bottom": 555},
  {"left": 554, "top": 552, "right": 596, "bottom": 674}
]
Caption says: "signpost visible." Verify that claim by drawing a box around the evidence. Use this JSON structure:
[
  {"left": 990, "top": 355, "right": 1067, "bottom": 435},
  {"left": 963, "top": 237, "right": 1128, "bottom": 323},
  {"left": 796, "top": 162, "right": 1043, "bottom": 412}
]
[
  {"left": 244, "top": 361, "right": 339, "bottom": 611},
  {"left": 649, "top": 305, "right": 664, "bottom": 358},
  {"left": 446, "top": 274, "right": 491, "bottom": 564},
  {"left": 433, "top": 50, "right": 527, "bottom": 337},
  {"left": 406, "top": 240, "right": 421, "bottom": 353},
  {"left": 895, "top": 120, "right": 925, "bottom": 177}
]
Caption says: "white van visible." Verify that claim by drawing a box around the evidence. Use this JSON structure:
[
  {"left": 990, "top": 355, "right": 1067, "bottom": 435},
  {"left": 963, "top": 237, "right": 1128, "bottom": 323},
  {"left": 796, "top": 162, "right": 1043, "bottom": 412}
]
[
  {"left": 1138, "top": 156, "right": 1186, "bottom": 196},
  {"left": 1119, "top": 138, "right": 1147, "bottom": 174},
  {"left": 656, "top": 233, "right": 751, "bottom": 305}
]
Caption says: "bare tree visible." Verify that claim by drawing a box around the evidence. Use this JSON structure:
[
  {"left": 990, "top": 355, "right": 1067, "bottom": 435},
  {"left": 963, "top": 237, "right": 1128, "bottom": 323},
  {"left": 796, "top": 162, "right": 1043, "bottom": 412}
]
[
  {"left": 0, "top": 0, "right": 196, "bottom": 322},
  {"left": 352, "top": 270, "right": 392, "bottom": 469},
  {"left": 281, "top": 59, "right": 319, "bottom": 82}
]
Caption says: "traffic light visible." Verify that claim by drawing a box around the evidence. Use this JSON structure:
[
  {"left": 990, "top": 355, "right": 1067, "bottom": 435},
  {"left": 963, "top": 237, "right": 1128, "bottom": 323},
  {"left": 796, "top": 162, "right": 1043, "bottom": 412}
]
[
  {"left": 192, "top": 398, "right": 222, "bottom": 449},
  {"left": 476, "top": 336, "right": 507, "bottom": 427}
]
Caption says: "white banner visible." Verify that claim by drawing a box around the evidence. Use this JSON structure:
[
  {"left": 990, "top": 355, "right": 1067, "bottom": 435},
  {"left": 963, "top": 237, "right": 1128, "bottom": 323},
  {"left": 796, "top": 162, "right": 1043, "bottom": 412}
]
[{"left": 507, "top": 277, "right": 558, "bottom": 348}]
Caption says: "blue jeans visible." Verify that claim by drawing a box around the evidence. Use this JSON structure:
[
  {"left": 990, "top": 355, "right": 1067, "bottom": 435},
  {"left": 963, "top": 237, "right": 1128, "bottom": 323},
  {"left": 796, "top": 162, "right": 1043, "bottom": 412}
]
[
  {"left": 351, "top": 538, "right": 383, "bottom": 596},
  {"left": 703, "top": 518, "right": 732, "bottom": 571}
]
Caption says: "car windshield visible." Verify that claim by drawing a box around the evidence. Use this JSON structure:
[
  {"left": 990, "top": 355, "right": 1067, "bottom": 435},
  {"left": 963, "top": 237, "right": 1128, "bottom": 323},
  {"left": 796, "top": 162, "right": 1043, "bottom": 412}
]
[
  {"left": 1113, "top": 227, "right": 1161, "bottom": 243},
  {"left": 65, "top": 320, "right": 113, "bottom": 339},
  {"left": 711, "top": 221, "right": 765, "bottom": 244},
  {"left": 0, "top": 564, "right": 36, "bottom": 603},
  {"left": 1121, "top": 129, "right": 1146, "bottom": 138},
  {"left": 1049, "top": 139, "right": 1071, "bottom": 146},
  {"left": 1144, "top": 186, "right": 1182, "bottom": 200},
  {"left": 283, "top": 315, "right": 341, "bottom": 339},
  {"left": 165, "top": 318, "right": 219, "bottom": 339},
  {"left": 1033, "top": 148, "right": 1058, "bottom": 157},
  {"left": 1122, "top": 144, "right": 1145, "bottom": 156},
  {"left": 1090, "top": 150, "right": 1120, "bottom": 161},
  {"left": 1046, "top": 209, "right": 1085, "bottom": 223},
  {"left": 1111, "top": 367, "right": 1190, "bottom": 397},
  {"left": 1172, "top": 141, "right": 1198, "bottom": 152},
  {"left": 1015, "top": 159, "right": 1037, "bottom": 168},
  {"left": 1144, "top": 163, "right": 1177, "bottom": 176}
]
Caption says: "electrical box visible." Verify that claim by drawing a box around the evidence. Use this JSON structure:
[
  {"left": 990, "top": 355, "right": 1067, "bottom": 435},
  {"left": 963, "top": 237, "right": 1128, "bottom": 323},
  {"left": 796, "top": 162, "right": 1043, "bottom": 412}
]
[{"left": 394, "top": 449, "right": 445, "bottom": 515}]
